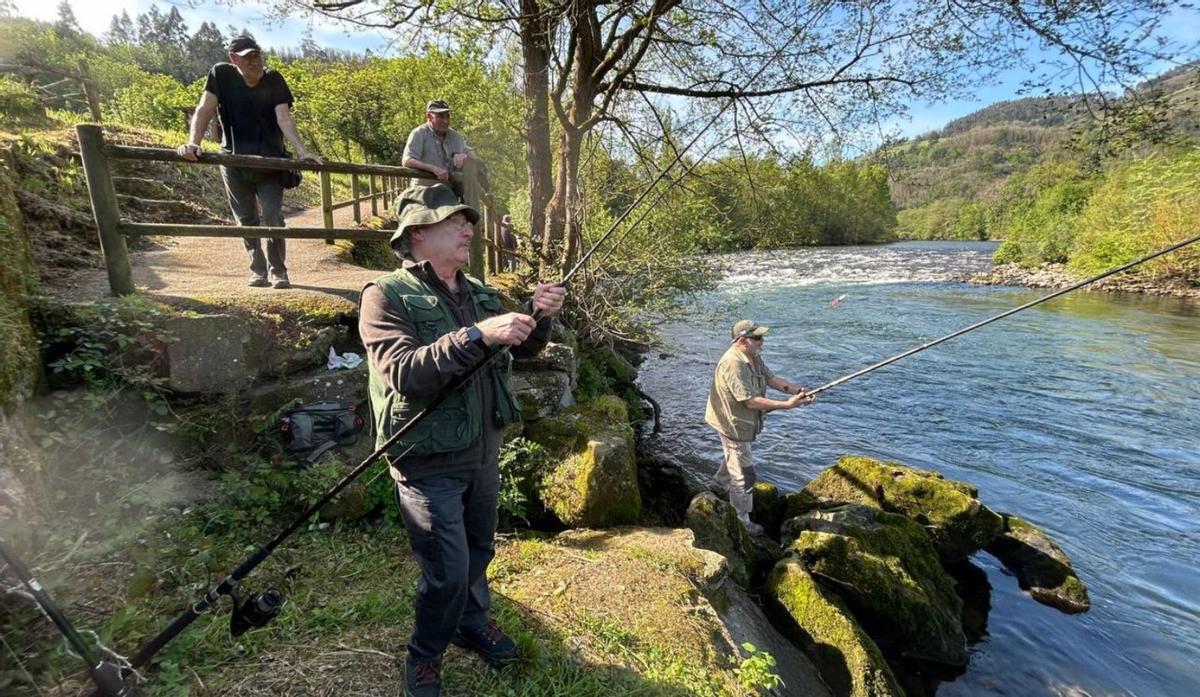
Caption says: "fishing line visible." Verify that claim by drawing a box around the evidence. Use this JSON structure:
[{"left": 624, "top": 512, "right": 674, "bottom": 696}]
[{"left": 806, "top": 233, "right": 1200, "bottom": 397}]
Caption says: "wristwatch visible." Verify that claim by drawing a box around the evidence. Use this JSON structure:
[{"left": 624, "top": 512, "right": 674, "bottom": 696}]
[{"left": 466, "top": 325, "right": 486, "bottom": 348}]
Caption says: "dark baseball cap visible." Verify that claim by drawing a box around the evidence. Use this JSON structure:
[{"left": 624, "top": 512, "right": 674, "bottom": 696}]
[
  {"left": 425, "top": 100, "right": 451, "bottom": 113},
  {"left": 732, "top": 320, "right": 769, "bottom": 341},
  {"left": 227, "top": 35, "right": 262, "bottom": 56}
]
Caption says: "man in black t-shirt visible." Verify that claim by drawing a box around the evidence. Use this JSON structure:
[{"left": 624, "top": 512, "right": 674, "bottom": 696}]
[{"left": 178, "top": 34, "right": 321, "bottom": 289}]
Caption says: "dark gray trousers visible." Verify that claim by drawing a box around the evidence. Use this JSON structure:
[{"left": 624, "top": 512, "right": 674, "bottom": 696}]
[
  {"left": 395, "top": 463, "right": 499, "bottom": 661},
  {"left": 221, "top": 166, "right": 286, "bottom": 277}
]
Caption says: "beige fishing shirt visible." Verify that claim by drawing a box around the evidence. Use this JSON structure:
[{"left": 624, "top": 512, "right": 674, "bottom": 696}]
[{"left": 705, "top": 344, "right": 775, "bottom": 442}]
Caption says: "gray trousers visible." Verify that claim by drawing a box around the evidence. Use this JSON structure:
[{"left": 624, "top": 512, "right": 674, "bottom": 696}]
[
  {"left": 715, "top": 433, "right": 756, "bottom": 524},
  {"left": 395, "top": 464, "right": 499, "bottom": 661},
  {"left": 221, "top": 166, "right": 286, "bottom": 277}
]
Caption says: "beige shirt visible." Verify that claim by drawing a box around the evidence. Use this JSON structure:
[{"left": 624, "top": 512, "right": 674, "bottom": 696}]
[
  {"left": 403, "top": 122, "right": 469, "bottom": 185},
  {"left": 704, "top": 344, "right": 775, "bottom": 442}
]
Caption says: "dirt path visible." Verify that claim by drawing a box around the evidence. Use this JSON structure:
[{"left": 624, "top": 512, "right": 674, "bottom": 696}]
[{"left": 49, "top": 202, "right": 391, "bottom": 312}]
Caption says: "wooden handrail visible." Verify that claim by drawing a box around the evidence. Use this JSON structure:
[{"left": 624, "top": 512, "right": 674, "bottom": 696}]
[
  {"left": 120, "top": 222, "right": 387, "bottom": 241},
  {"left": 104, "top": 143, "right": 444, "bottom": 179},
  {"left": 77, "top": 123, "right": 497, "bottom": 294}
]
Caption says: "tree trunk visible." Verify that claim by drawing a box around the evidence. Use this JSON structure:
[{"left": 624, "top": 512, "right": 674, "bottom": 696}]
[{"left": 519, "top": 0, "right": 554, "bottom": 276}]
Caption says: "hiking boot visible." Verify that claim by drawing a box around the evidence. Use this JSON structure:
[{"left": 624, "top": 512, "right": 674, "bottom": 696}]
[
  {"left": 404, "top": 655, "right": 442, "bottom": 697},
  {"left": 270, "top": 272, "right": 291, "bottom": 289},
  {"left": 247, "top": 274, "right": 270, "bottom": 287},
  {"left": 744, "top": 521, "right": 765, "bottom": 538},
  {"left": 451, "top": 618, "right": 518, "bottom": 667}
]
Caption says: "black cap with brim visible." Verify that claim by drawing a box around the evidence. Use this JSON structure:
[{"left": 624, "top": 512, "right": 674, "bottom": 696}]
[
  {"left": 227, "top": 35, "right": 262, "bottom": 55},
  {"left": 390, "top": 184, "right": 479, "bottom": 252},
  {"left": 426, "top": 99, "right": 451, "bottom": 113}
]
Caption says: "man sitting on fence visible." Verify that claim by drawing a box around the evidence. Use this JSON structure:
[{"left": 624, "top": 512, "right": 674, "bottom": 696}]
[
  {"left": 177, "top": 34, "right": 322, "bottom": 289},
  {"left": 402, "top": 100, "right": 473, "bottom": 195}
]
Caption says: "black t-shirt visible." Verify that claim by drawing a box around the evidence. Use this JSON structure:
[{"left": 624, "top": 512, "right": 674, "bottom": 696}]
[{"left": 204, "top": 63, "right": 294, "bottom": 157}]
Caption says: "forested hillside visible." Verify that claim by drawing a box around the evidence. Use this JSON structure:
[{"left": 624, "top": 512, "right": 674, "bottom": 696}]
[{"left": 881, "top": 62, "right": 1199, "bottom": 284}]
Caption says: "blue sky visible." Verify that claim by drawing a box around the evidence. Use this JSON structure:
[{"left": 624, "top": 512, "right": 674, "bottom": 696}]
[{"left": 12, "top": 0, "right": 1199, "bottom": 141}]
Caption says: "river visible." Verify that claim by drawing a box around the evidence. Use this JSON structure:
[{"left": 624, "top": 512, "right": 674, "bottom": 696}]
[{"left": 637, "top": 241, "right": 1200, "bottom": 697}]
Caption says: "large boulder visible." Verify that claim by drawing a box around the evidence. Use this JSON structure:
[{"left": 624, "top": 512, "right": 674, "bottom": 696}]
[
  {"left": 804, "top": 455, "right": 1003, "bottom": 561},
  {"left": 786, "top": 504, "right": 968, "bottom": 668},
  {"left": 685, "top": 492, "right": 755, "bottom": 587},
  {"left": 509, "top": 369, "right": 573, "bottom": 421},
  {"left": 751, "top": 481, "right": 786, "bottom": 539},
  {"left": 490, "top": 527, "right": 830, "bottom": 696},
  {"left": 685, "top": 492, "right": 784, "bottom": 588},
  {"left": 163, "top": 314, "right": 340, "bottom": 394},
  {"left": 512, "top": 340, "right": 577, "bottom": 378},
  {"left": 985, "top": 513, "right": 1090, "bottom": 614},
  {"left": 766, "top": 557, "right": 903, "bottom": 697},
  {"left": 527, "top": 396, "right": 640, "bottom": 527}
]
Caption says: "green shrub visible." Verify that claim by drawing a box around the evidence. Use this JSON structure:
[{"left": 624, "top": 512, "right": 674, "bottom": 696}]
[
  {"left": 1069, "top": 150, "right": 1200, "bottom": 282},
  {"left": 0, "top": 75, "right": 47, "bottom": 126},
  {"left": 497, "top": 437, "right": 553, "bottom": 524}
]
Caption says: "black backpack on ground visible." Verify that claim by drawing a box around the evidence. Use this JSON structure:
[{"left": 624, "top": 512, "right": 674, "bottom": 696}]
[{"left": 279, "top": 401, "right": 366, "bottom": 464}]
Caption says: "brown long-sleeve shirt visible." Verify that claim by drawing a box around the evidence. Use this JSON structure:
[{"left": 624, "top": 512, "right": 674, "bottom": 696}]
[{"left": 359, "top": 258, "right": 551, "bottom": 481}]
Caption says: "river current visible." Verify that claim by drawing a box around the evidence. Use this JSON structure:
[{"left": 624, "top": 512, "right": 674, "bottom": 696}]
[{"left": 637, "top": 241, "right": 1199, "bottom": 697}]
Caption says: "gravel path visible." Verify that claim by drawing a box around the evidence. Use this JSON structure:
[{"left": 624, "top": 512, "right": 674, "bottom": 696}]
[{"left": 49, "top": 203, "right": 392, "bottom": 311}]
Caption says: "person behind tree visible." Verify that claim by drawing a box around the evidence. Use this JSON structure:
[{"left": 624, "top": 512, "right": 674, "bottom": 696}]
[
  {"left": 359, "top": 184, "right": 566, "bottom": 696},
  {"left": 402, "top": 100, "right": 473, "bottom": 194},
  {"left": 177, "top": 34, "right": 321, "bottom": 289},
  {"left": 499, "top": 214, "right": 519, "bottom": 272}
]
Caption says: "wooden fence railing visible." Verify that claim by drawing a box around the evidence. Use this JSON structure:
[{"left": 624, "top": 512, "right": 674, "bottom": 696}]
[
  {"left": 1, "top": 60, "right": 101, "bottom": 121},
  {"left": 76, "top": 124, "right": 511, "bottom": 295}
]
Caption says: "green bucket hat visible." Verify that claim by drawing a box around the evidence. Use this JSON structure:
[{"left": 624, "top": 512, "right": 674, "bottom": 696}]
[{"left": 390, "top": 184, "right": 479, "bottom": 252}]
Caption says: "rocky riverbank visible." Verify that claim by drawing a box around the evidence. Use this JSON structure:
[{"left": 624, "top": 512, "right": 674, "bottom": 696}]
[{"left": 971, "top": 262, "right": 1200, "bottom": 300}]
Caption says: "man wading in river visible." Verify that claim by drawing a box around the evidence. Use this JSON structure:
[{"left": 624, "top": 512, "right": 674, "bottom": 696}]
[
  {"left": 705, "top": 320, "right": 814, "bottom": 536},
  {"left": 360, "top": 184, "right": 565, "bottom": 696}
]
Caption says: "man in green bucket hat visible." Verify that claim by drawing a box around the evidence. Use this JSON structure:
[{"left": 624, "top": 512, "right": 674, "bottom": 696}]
[{"left": 359, "top": 183, "right": 565, "bottom": 696}]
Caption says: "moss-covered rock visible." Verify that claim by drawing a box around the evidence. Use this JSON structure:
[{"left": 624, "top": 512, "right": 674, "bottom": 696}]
[
  {"left": 512, "top": 340, "right": 577, "bottom": 377},
  {"left": 787, "top": 504, "right": 968, "bottom": 667},
  {"left": 766, "top": 557, "right": 904, "bottom": 697},
  {"left": 509, "top": 369, "right": 573, "bottom": 421},
  {"left": 490, "top": 527, "right": 831, "bottom": 696},
  {"left": 804, "top": 455, "right": 1003, "bottom": 561},
  {"left": 784, "top": 489, "right": 821, "bottom": 520},
  {"left": 685, "top": 491, "right": 754, "bottom": 587},
  {"left": 751, "top": 481, "right": 786, "bottom": 538},
  {"left": 530, "top": 396, "right": 640, "bottom": 528},
  {"left": 985, "top": 513, "right": 1090, "bottom": 614}
]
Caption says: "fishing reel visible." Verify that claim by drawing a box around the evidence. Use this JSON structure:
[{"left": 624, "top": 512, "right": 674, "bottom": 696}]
[{"left": 228, "top": 587, "right": 283, "bottom": 637}]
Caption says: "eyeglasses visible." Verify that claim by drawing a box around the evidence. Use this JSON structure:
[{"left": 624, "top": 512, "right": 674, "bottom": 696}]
[{"left": 745, "top": 336, "right": 763, "bottom": 342}]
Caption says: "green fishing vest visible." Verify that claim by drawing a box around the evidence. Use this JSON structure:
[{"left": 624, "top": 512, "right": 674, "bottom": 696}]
[{"left": 367, "top": 268, "right": 520, "bottom": 460}]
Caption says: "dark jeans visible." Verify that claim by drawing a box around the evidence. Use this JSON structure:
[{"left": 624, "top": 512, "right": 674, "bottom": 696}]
[
  {"left": 221, "top": 166, "right": 286, "bottom": 277},
  {"left": 395, "top": 463, "right": 499, "bottom": 661}
]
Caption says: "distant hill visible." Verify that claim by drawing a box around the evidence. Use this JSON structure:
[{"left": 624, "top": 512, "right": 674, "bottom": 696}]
[{"left": 879, "top": 62, "right": 1199, "bottom": 238}]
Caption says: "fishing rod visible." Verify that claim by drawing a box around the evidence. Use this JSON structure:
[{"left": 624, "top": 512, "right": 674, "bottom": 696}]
[
  {"left": 0, "top": 538, "right": 128, "bottom": 696},
  {"left": 805, "top": 233, "right": 1200, "bottom": 398},
  {"left": 97, "top": 33, "right": 799, "bottom": 694}
]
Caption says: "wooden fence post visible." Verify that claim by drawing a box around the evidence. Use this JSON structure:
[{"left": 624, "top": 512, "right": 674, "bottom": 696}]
[
  {"left": 351, "top": 174, "right": 361, "bottom": 223},
  {"left": 320, "top": 171, "right": 334, "bottom": 229},
  {"left": 76, "top": 124, "right": 134, "bottom": 295},
  {"left": 320, "top": 171, "right": 334, "bottom": 243},
  {"left": 77, "top": 60, "right": 101, "bottom": 122},
  {"left": 370, "top": 174, "right": 378, "bottom": 218},
  {"left": 461, "top": 160, "right": 485, "bottom": 280}
]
